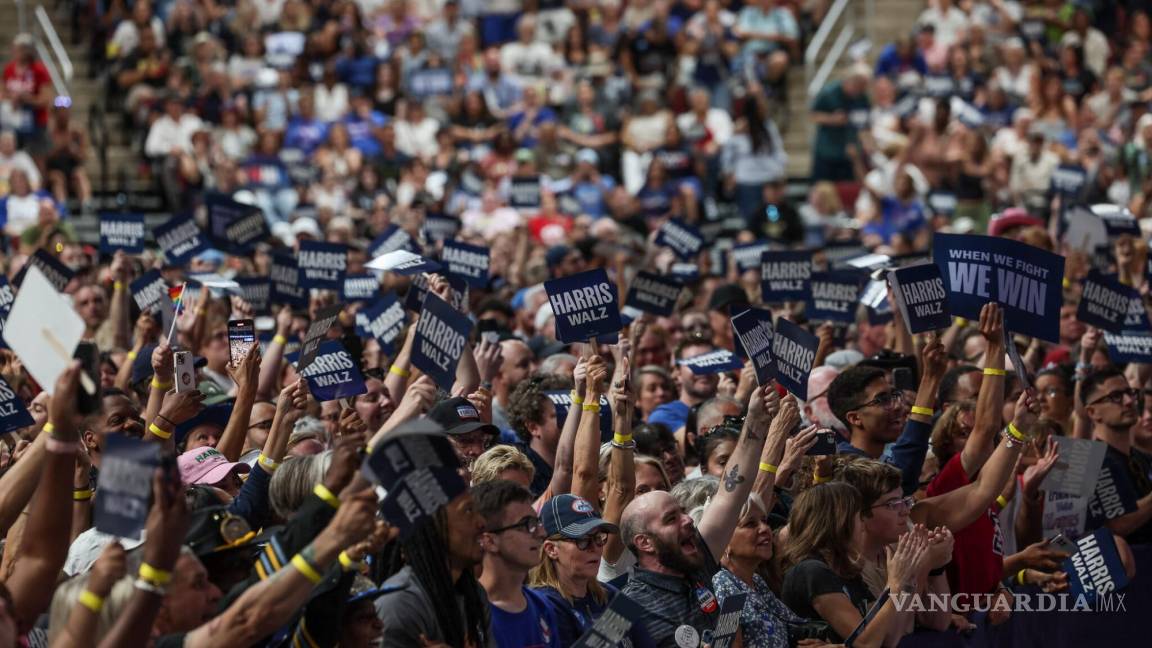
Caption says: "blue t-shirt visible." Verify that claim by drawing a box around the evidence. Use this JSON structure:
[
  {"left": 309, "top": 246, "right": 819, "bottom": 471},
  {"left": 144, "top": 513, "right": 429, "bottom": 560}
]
[
  {"left": 647, "top": 400, "right": 691, "bottom": 432},
  {"left": 489, "top": 587, "right": 560, "bottom": 648},
  {"left": 343, "top": 111, "right": 389, "bottom": 157},
  {"left": 865, "top": 197, "right": 926, "bottom": 244},
  {"left": 534, "top": 585, "right": 657, "bottom": 647}
]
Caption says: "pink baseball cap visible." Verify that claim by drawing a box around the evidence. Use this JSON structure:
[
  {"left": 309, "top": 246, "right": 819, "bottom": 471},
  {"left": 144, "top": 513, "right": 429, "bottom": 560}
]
[{"left": 178, "top": 447, "right": 250, "bottom": 486}]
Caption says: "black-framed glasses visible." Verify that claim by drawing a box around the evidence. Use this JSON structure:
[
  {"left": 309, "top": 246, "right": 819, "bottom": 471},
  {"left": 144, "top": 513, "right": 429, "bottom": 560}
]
[
  {"left": 488, "top": 516, "right": 543, "bottom": 535},
  {"left": 1087, "top": 388, "right": 1140, "bottom": 406},
  {"left": 849, "top": 390, "right": 905, "bottom": 412},
  {"left": 872, "top": 495, "right": 916, "bottom": 512},
  {"left": 555, "top": 531, "right": 609, "bottom": 551}
]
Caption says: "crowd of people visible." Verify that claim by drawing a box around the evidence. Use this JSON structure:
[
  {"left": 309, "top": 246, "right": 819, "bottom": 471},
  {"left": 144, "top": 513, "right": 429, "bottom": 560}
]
[{"left": 0, "top": 0, "right": 1150, "bottom": 647}]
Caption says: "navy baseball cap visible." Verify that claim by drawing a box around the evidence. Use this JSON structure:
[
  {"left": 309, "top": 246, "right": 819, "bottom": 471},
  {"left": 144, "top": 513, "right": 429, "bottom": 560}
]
[
  {"left": 541, "top": 494, "right": 619, "bottom": 539},
  {"left": 426, "top": 397, "right": 500, "bottom": 438}
]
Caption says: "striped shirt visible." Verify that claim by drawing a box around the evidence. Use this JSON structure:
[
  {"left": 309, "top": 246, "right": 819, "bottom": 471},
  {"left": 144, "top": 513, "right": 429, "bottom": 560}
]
[{"left": 619, "top": 533, "right": 720, "bottom": 647}]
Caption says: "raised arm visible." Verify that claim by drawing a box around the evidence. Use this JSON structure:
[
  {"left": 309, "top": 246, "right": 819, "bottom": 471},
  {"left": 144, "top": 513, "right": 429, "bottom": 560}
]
[
  {"left": 698, "top": 384, "right": 777, "bottom": 559},
  {"left": 50, "top": 542, "right": 128, "bottom": 648},
  {"left": 889, "top": 335, "right": 948, "bottom": 495},
  {"left": 572, "top": 355, "right": 609, "bottom": 505},
  {"left": 0, "top": 429, "right": 45, "bottom": 538},
  {"left": 545, "top": 354, "right": 587, "bottom": 500},
  {"left": 217, "top": 345, "right": 261, "bottom": 462},
  {"left": 383, "top": 322, "right": 418, "bottom": 401},
  {"left": 963, "top": 304, "right": 1007, "bottom": 476},
  {"left": 1072, "top": 327, "right": 1102, "bottom": 440},
  {"left": 257, "top": 307, "right": 294, "bottom": 401},
  {"left": 602, "top": 355, "right": 636, "bottom": 565},
  {"left": 368, "top": 375, "right": 437, "bottom": 448},
  {"left": 107, "top": 252, "right": 133, "bottom": 351},
  {"left": 753, "top": 396, "right": 801, "bottom": 508}
]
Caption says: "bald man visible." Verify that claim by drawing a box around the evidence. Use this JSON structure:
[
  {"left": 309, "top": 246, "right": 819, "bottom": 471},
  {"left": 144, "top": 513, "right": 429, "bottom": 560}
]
[{"left": 493, "top": 339, "right": 534, "bottom": 432}]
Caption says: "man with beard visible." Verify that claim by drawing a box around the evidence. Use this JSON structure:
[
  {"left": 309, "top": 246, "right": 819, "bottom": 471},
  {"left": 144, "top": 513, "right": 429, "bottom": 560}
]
[
  {"left": 648, "top": 334, "right": 720, "bottom": 442},
  {"left": 619, "top": 384, "right": 778, "bottom": 646},
  {"left": 1084, "top": 367, "right": 1152, "bottom": 544}
]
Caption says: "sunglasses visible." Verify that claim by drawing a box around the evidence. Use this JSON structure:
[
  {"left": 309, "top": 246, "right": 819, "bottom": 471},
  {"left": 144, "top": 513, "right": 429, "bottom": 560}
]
[
  {"left": 555, "top": 531, "right": 609, "bottom": 551},
  {"left": 1087, "top": 388, "right": 1140, "bottom": 406},
  {"left": 489, "top": 516, "right": 543, "bottom": 535}
]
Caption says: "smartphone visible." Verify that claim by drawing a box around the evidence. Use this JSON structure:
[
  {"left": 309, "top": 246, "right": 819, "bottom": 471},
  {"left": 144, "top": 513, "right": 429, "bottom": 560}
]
[
  {"left": 893, "top": 367, "right": 915, "bottom": 393},
  {"left": 227, "top": 319, "right": 256, "bottom": 367},
  {"left": 73, "top": 341, "right": 102, "bottom": 415},
  {"left": 806, "top": 429, "right": 838, "bottom": 456},
  {"left": 174, "top": 351, "right": 195, "bottom": 392},
  {"left": 1047, "top": 531, "right": 1077, "bottom": 554},
  {"left": 477, "top": 318, "right": 501, "bottom": 344}
]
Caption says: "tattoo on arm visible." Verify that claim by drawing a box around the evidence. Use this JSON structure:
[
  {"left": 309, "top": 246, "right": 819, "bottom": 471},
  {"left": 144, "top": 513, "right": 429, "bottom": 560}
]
[{"left": 724, "top": 464, "right": 745, "bottom": 492}]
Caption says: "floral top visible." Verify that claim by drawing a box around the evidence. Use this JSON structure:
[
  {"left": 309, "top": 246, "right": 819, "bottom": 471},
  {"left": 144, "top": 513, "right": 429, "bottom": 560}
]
[{"left": 712, "top": 569, "right": 805, "bottom": 648}]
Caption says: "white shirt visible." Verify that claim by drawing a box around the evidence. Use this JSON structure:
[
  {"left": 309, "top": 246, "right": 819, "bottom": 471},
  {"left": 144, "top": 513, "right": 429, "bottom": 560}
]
[
  {"left": 919, "top": 5, "right": 969, "bottom": 48},
  {"left": 144, "top": 113, "right": 204, "bottom": 157},
  {"left": 394, "top": 116, "right": 440, "bottom": 159},
  {"left": 677, "top": 109, "right": 734, "bottom": 147},
  {"left": 314, "top": 84, "right": 350, "bottom": 124},
  {"left": 500, "top": 41, "right": 559, "bottom": 82},
  {"left": 1010, "top": 150, "right": 1060, "bottom": 196},
  {"left": 109, "top": 18, "right": 165, "bottom": 58},
  {"left": 0, "top": 151, "right": 42, "bottom": 191}
]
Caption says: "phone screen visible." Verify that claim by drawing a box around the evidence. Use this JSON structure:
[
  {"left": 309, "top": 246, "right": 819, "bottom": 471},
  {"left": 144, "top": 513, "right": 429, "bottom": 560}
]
[{"left": 228, "top": 319, "right": 256, "bottom": 366}]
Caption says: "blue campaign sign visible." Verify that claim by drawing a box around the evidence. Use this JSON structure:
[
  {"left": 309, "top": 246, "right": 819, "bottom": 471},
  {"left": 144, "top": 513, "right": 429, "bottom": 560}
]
[
  {"left": 368, "top": 429, "right": 468, "bottom": 538},
  {"left": 890, "top": 263, "right": 951, "bottom": 334},
  {"left": 1092, "top": 204, "right": 1141, "bottom": 239},
  {"left": 130, "top": 270, "right": 168, "bottom": 315},
  {"left": 99, "top": 213, "right": 146, "bottom": 254},
  {"left": 706, "top": 592, "right": 746, "bottom": 648},
  {"left": 1086, "top": 456, "right": 1139, "bottom": 529},
  {"left": 772, "top": 318, "right": 819, "bottom": 400},
  {"left": 368, "top": 224, "right": 420, "bottom": 259},
  {"left": 544, "top": 268, "right": 623, "bottom": 343},
  {"left": 423, "top": 213, "right": 461, "bottom": 243},
  {"left": 760, "top": 250, "right": 812, "bottom": 302},
  {"left": 1104, "top": 331, "right": 1152, "bottom": 363},
  {"left": 730, "top": 240, "right": 770, "bottom": 273},
  {"left": 93, "top": 433, "right": 161, "bottom": 539},
  {"left": 509, "top": 176, "right": 542, "bottom": 210},
  {"left": 361, "top": 293, "right": 406, "bottom": 350},
  {"left": 14, "top": 249, "right": 74, "bottom": 292},
  {"left": 234, "top": 276, "right": 270, "bottom": 313},
  {"left": 299, "top": 340, "right": 367, "bottom": 402},
  {"left": 0, "top": 374, "right": 33, "bottom": 435},
  {"left": 298, "top": 240, "right": 348, "bottom": 290},
  {"left": 1051, "top": 164, "right": 1088, "bottom": 197},
  {"left": 572, "top": 593, "right": 645, "bottom": 648},
  {"left": 270, "top": 253, "right": 308, "bottom": 309},
  {"left": 655, "top": 219, "right": 704, "bottom": 260},
  {"left": 367, "top": 250, "right": 442, "bottom": 276},
  {"left": 297, "top": 303, "right": 344, "bottom": 374},
  {"left": 678, "top": 349, "right": 744, "bottom": 375},
  {"left": 342, "top": 273, "right": 379, "bottom": 303},
  {"left": 1063, "top": 528, "right": 1130, "bottom": 604},
  {"left": 0, "top": 276, "right": 14, "bottom": 348},
  {"left": 807, "top": 271, "right": 863, "bottom": 323},
  {"left": 731, "top": 308, "right": 776, "bottom": 385},
  {"left": 624, "top": 271, "right": 682, "bottom": 317},
  {"left": 412, "top": 292, "right": 474, "bottom": 391},
  {"left": 1078, "top": 270, "right": 1140, "bottom": 333},
  {"left": 670, "top": 263, "right": 700, "bottom": 282},
  {"left": 403, "top": 272, "right": 468, "bottom": 313},
  {"left": 408, "top": 67, "right": 454, "bottom": 98},
  {"left": 154, "top": 214, "right": 210, "bottom": 267},
  {"left": 441, "top": 240, "right": 490, "bottom": 288},
  {"left": 546, "top": 391, "right": 614, "bottom": 442},
  {"left": 932, "top": 233, "right": 1064, "bottom": 343},
  {"left": 205, "top": 194, "right": 270, "bottom": 254}
]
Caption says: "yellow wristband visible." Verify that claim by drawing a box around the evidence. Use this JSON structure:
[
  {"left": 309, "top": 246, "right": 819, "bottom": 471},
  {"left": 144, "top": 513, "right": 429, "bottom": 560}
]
[
  {"left": 996, "top": 495, "right": 1010, "bottom": 509},
  {"left": 138, "top": 563, "right": 172, "bottom": 586},
  {"left": 313, "top": 483, "right": 341, "bottom": 509},
  {"left": 571, "top": 390, "right": 584, "bottom": 405},
  {"left": 1006, "top": 422, "right": 1025, "bottom": 442},
  {"left": 258, "top": 453, "right": 280, "bottom": 472},
  {"left": 43, "top": 422, "right": 55, "bottom": 435},
  {"left": 148, "top": 422, "right": 172, "bottom": 440},
  {"left": 759, "top": 462, "right": 778, "bottom": 474},
  {"left": 273, "top": 334, "right": 288, "bottom": 345},
  {"left": 613, "top": 433, "right": 633, "bottom": 445},
  {"left": 151, "top": 378, "right": 173, "bottom": 390},
  {"left": 338, "top": 550, "right": 362, "bottom": 572},
  {"left": 1016, "top": 569, "right": 1027, "bottom": 586},
  {"left": 582, "top": 403, "right": 601, "bottom": 412},
  {"left": 73, "top": 489, "right": 94, "bottom": 501},
  {"left": 955, "top": 317, "right": 968, "bottom": 327},
  {"left": 910, "top": 406, "right": 934, "bottom": 417},
  {"left": 78, "top": 590, "right": 104, "bottom": 614},
  {"left": 983, "top": 368, "right": 1007, "bottom": 377},
  {"left": 388, "top": 365, "right": 410, "bottom": 378},
  {"left": 126, "top": 350, "right": 138, "bottom": 361},
  {"left": 113, "top": 281, "right": 124, "bottom": 292},
  {"left": 291, "top": 554, "right": 323, "bottom": 585},
  {"left": 813, "top": 472, "right": 832, "bottom": 484}
]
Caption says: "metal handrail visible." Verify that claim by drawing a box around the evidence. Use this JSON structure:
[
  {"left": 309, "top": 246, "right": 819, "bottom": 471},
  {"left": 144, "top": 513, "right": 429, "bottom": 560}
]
[
  {"left": 804, "top": 0, "right": 851, "bottom": 67},
  {"left": 33, "top": 4, "right": 72, "bottom": 96},
  {"left": 808, "top": 26, "right": 855, "bottom": 99}
]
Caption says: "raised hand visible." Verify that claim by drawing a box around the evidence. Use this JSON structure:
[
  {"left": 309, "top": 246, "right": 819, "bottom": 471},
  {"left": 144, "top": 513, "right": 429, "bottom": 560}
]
[
  {"left": 88, "top": 541, "right": 128, "bottom": 596},
  {"left": 324, "top": 435, "right": 367, "bottom": 496},
  {"left": 979, "top": 303, "right": 1005, "bottom": 347},
  {"left": 1011, "top": 389, "right": 1041, "bottom": 435},
  {"left": 1022, "top": 437, "right": 1060, "bottom": 498},
  {"left": 159, "top": 389, "right": 206, "bottom": 426},
  {"left": 228, "top": 342, "right": 262, "bottom": 394},
  {"left": 920, "top": 333, "right": 948, "bottom": 381},
  {"left": 473, "top": 339, "right": 503, "bottom": 384},
  {"left": 585, "top": 355, "right": 609, "bottom": 398},
  {"left": 142, "top": 466, "right": 188, "bottom": 571},
  {"left": 925, "top": 526, "right": 955, "bottom": 571},
  {"left": 886, "top": 528, "right": 929, "bottom": 591},
  {"left": 389, "top": 374, "right": 437, "bottom": 425},
  {"left": 151, "top": 342, "right": 174, "bottom": 384}
]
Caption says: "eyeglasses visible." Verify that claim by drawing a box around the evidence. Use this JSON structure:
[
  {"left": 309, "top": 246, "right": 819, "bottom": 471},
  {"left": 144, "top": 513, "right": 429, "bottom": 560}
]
[
  {"left": 556, "top": 531, "right": 609, "bottom": 551},
  {"left": 248, "top": 419, "right": 273, "bottom": 430},
  {"left": 488, "top": 516, "right": 543, "bottom": 535},
  {"left": 872, "top": 495, "right": 916, "bottom": 512},
  {"left": 850, "top": 390, "right": 905, "bottom": 412},
  {"left": 1087, "top": 388, "right": 1140, "bottom": 406}
]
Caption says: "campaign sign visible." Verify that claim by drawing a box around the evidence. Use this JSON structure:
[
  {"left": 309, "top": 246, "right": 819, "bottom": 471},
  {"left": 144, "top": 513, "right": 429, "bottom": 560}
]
[
  {"left": 509, "top": 176, "right": 542, "bottom": 210},
  {"left": 368, "top": 224, "right": 419, "bottom": 259},
  {"left": 154, "top": 214, "right": 209, "bottom": 266},
  {"left": 1043, "top": 437, "right": 1108, "bottom": 500},
  {"left": 441, "top": 240, "right": 490, "bottom": 288},
  {"left": 205, "top": 195, "right": 270, "bottom": 254},
  {"left": 130, "top": 270, "right": 168, "bottom": 315},
  {"left": 1043, "top": 490, "right": 1089, "bottom": 545},
  {"left": 807, "top": 272, "right": 862, "bottom": 323},
  {"left": 298, "top": 340, "right": 367, "bottom": 402},
  {"left": 1078, "top": 270, "right": 1139, "bottom": 333},
  {"left": 1063, "top": 528, "right": 1130, "bottom": 604},
  {"left": 1005, "top": 329, "right": 1031, "bottom": 389},
  {"left": 423, "top": 213, "right": 461, "bottom": 243},
  {"left": 342, "top": 273, "right": 379, "bottom": 303},
  {"left": 1051, "top": 164, "right": 1088, "bottom": 197},
  {"left": 772, "top": 318, "right": 819, "bottom": 400},
  {"left": 0, "top": 276, "right": 14, "bottom": 348},
  {"left": 1086, "top": 458, "right": 1139, "bottom": 529},
  {"left": 297, "top": 303, "right": 343, "bottom": 373},
  {"left": 731, "top": 308, "right": 776, "bottom": 385},
  {"left": 572, "top": 593, "right": 645, "bottom": 648},
  {"left": 760, "top": 250, "right": 812, "bottom": 302},
  {"left": 890, "top": 264, "right": 951, "bottom": 333},
  {"left": 93, "top": 433, "right": 161, "bottom": 540},
  {"left": 655, "top": 219, "right": 704, "bottom": 260},
  {"left": 297, "top": 240, "right": 348, "bottom": 290},
  {"left": 706, "top": 592, "right": 746, "bottom": 648},
  {"left": 361, "top": 293, "right": 406, "bottom": 350},
  {"left": 670, "top": 263, "right": 700, "bottom": 282},
  {"left": 363, "top": 424, "right": 468, "bottom": 538},
  {"left": 678, "top": 349, "right": 744, "bottom": 375},
  {"left": 234, "top": 276, "right": 271, "bottom": 313},
  {"left": 407, "top": 67, "right": 454, "bottom": 98},
  {"left": 366, "top": 250, "right": 442, "bottom": 276},
  {"left": 1093, "top": 204, "right": 1141, "bottom": 239},
  {"left": 1103, "top": 331, "right": 1152, "bottom": 363},
  {"left": 730, "top": 240, "right": 770, "bottom": 273},
  {"left": 624, "top": 271, "right": 682, "bottom": 317},
  {"left": 544, "top": 269, "right": 622, "bottom": 343},
  {"left": 403, "top": 272, "right": 468, "bottom": 313},
  {"left": 932, "top": 233, "right": 1064, "bottom": 343},
  {"left": 14, "top": 249, "right": 74, "bottom": 292},
  {"left": 270, "top": 253, "right": 308, "bottom": 309},
  {"left": 0, "top": 374, "right": 33, "bottom": 435},
  {"left": 412, "top": 292, "right": 474, "bottom": 391},
  {"left": 99, "top": 213, "right": 146, "bottom": 254},
  {"left": 546, "top": 391, "right": 614, "bottom": 442}
]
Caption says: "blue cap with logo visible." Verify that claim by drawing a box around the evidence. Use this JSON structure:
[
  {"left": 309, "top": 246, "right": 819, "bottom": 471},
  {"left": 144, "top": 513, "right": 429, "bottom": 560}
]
[{"left": 540, "top": 494, "right": 619, "bottom": 538}]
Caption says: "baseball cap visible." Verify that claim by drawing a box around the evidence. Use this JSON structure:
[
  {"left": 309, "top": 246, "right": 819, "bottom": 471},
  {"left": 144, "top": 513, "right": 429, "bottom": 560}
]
[
  {"left": 291, "top": 217, "right": 322, "bottom": 239},
  {"left": 184, "top": 505, "right": 276, "bottom": 558},
  {"left": 541, "top": 494, "right": 619, "bottom": 538},
  {"left": 426, "top": 397, "right": 500, "bottom": 437},
  {"left": 988, "top": 207, "right": 1043, "bottom": 237},
  {"left": 576, "top": 148, "right": 598, "bottom": 165},
  {"left": 708, "top": 283, "right": 748, "bottom": 313},
  {"left": 197, "top": 380, "right": 233, "bottom": 405},
  {"left": 178, "top": 446, "right": 250, "bottom": 486}
]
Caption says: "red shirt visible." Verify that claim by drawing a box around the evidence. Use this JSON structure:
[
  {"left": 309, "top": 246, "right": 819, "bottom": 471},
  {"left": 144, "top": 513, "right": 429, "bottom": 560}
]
[
  {"left": 926, "top": 453, "right": 1004, "bottom": 596},
  {"left": 3, "top": 60, "right": 51, "bottom": 128}
]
